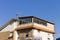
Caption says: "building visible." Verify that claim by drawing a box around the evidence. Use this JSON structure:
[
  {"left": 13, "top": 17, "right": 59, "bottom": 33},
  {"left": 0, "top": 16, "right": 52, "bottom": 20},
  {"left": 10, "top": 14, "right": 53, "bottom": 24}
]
[
  {"left": 56, "top": 38, "right": 60, "bottom": 40},
  {"left": 0, "top": 16, "right": 55, "bottom": 40}
]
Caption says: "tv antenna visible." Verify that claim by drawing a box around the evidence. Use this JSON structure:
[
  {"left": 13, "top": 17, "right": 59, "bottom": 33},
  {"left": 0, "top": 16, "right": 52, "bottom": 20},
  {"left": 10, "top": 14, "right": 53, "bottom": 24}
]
[{"left": 16, "top": 13, "right": 19, "bottom": 20}]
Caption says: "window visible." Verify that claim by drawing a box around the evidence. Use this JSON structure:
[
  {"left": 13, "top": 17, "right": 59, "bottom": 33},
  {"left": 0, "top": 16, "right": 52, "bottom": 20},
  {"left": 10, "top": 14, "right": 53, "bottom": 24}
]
[
  {"left": 39, "top": 20, "right": 47, "bottom": 26},
  {"left": 20, "top": 18, "right": 32, "bottom": 24},
  {"left": 33, "top": 18, "right": 40, "bottom": 24},
  {"left": 33, "top": 18, "right": 47, "bottom": 26},
  {"left": 9, "top": 33, "right": 13, "bottom": 37},
  {"left": 26, "top": 32, "right": 33, "bottom": 40},
  {"left": 8, "top": 32, "right": 13, "bottom": 39},
  {"left": 26, "top": 32, "right": 29, "bottom": 37}
]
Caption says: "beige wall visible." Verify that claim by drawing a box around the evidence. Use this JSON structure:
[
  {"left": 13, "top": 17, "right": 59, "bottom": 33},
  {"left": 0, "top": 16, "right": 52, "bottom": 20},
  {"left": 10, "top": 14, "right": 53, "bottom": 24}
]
[
  {"left": 0, "top": 31, "right": 10, "bottom": 40},
  {"left": 47, "top": 23, "right": 54, "bottom": 30}
]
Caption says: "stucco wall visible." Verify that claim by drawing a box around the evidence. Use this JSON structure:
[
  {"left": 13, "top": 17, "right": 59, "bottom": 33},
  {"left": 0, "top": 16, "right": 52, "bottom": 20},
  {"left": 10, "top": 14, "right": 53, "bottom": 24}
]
[{"left": 33, "top": 29, "right": 54, "bottom": 40}]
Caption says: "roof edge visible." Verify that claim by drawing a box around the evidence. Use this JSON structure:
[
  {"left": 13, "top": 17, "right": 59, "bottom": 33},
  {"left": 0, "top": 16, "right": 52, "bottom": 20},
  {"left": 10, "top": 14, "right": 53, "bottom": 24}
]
[
  {"left": 19, "top": 16, "right": 54, "bottom": 25},
  {"left": 0, "top": 18, "right": 17, "bottom": 31}
]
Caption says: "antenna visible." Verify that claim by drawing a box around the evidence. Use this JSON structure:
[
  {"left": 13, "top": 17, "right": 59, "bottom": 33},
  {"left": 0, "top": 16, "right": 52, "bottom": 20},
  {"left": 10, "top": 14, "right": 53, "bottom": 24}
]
[
  {"left": 16, "top": 12, "right": 21, "bottom": 20},
  {"left": 16, "top": 13, "right": 19, "bottom": 19}
]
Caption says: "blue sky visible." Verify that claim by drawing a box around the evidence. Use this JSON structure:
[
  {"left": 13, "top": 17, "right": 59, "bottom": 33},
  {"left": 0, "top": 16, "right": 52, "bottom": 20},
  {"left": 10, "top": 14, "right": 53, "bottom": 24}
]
[{"left": 0, "top": 0, "right": 60, "bottom": 40}]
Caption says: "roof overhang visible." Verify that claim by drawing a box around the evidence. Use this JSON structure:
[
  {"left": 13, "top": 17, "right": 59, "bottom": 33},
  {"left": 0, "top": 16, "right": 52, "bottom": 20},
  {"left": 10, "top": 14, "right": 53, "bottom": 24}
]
[
  {"left": 0, "top": 18, "right": 18, "bottom": 31},
  {"left": 15, "top": 23, "right": 55, "bottom": 34}
]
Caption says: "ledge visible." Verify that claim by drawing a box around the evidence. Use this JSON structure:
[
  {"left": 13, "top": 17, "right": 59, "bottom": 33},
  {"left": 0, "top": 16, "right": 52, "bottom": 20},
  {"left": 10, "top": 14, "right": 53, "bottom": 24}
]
[{"left": 15, "top": 23, "right": 55, "bottom": 34}]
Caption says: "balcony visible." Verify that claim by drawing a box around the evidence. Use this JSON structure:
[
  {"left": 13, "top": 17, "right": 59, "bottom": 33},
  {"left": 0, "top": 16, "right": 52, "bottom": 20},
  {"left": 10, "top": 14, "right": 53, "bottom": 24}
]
[
  {"left": 19, "top": 16, "right": 52, "bottom": 26},
  {"left": 15, "top": 23, "right": 55, "bottom": 34}
]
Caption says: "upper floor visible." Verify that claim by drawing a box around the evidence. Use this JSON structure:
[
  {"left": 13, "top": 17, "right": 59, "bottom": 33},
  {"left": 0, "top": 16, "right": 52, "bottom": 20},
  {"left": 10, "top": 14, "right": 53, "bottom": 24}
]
[{"left": 18, "top": 16, "right": 54, "bottom": 30}]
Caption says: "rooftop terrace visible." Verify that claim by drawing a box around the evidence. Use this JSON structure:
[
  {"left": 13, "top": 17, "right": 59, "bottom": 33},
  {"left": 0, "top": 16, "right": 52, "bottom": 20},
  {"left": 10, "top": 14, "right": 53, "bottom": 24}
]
[{"left": 18, "top": 16, "right": 54, "bottom": 26}]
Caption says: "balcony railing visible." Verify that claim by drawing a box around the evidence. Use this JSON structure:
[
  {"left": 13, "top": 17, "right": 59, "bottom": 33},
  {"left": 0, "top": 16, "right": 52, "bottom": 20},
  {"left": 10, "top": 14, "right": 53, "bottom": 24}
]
[{"left": 19, "top": 17, "right": 47, "bottom": 26}]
